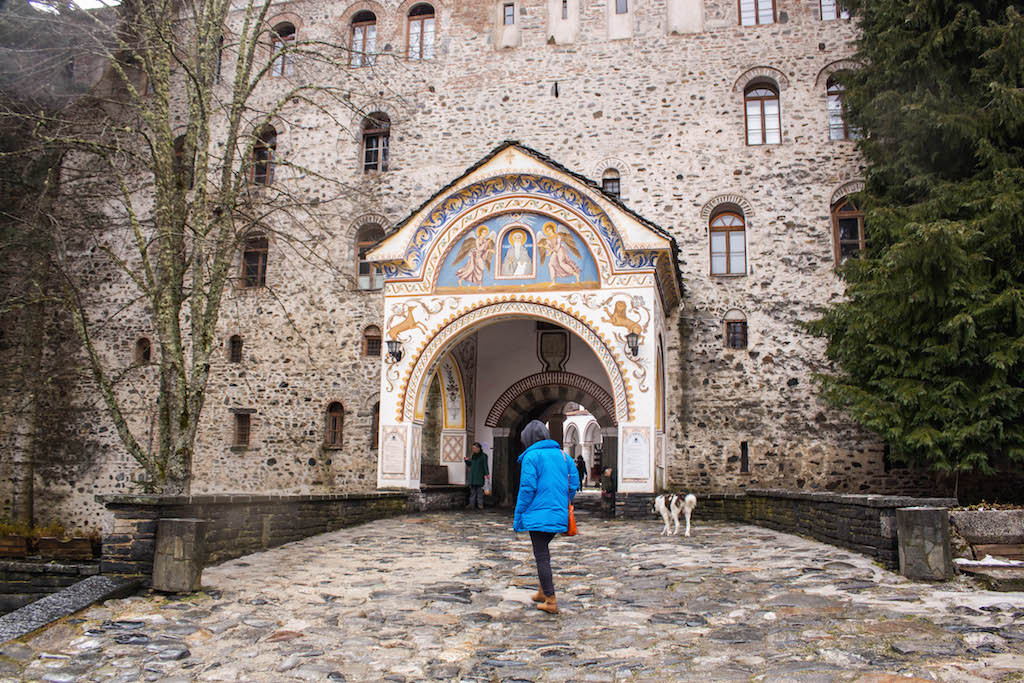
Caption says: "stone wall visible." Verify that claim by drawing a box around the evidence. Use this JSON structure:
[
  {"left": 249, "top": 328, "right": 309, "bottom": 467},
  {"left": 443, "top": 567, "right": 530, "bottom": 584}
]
[
  {"left": 0, "top": 560, "right": 100, "bottom": 614},
  {"left": 2, "top": 0, "right": 946, "bottom": 529},
  {"left": 98, "top": 489, "right": 465, "bottom": 580}
]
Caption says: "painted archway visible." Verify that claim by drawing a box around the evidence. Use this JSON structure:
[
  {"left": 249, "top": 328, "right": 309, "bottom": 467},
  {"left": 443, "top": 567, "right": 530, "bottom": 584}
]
[{"left": 370, "top": 142, "right": 682, "bottom": 494}]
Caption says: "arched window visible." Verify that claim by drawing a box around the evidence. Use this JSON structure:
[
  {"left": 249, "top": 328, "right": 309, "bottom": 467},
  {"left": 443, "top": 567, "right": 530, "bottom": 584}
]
[
  {"left": 325, "top": 402, "right": 344, "bottom": 447},
  {"left": 362, "top": 112, "right": 390, "bottom": 173},
  {"left": 601, "top": 169, "right": 621, "bottom": 198},
  {"left": 229, "top": 335, "right": 243, "bottom": 363},
  {"left": 371, "top": 401, "right": 380, "bottom": 449},
  {"left": 408, "top": 4, "right": 435, "bottom": 61},
  {"left": 252, "top": 125, "right": 276, "bottom": 185},
  {"left": 827, "top": 77, "right": 859, "bottom": 141},
  {"left": 135, "top": 337, "right": 152, "bottom": 364},
  {"left": 351, "top": 11, "right": 377, "bottom": 67},
  {"left": 709, "top": 207, "right": 746, "bottom": 276},
  {"left": 725, "top": 310, "right": 748, "bottom": 349},
  {"left": 242, "top": 234, "right": 268, "bottom": 287},
  {"left": 270, "top": 22, "right": 296, "bottom": 77},
  {"left": 356, "top": 224, "right": 385, "bottom": 289},
  {"left": 363, "top": 325, "right": 382, "bottom": 357},
  {"left": 832, "top": 197, "right": 866, "bottom": 264},
  {"left": 739, "top": 0, "right": 774, "bottom": 25},
  {"left": 820, "top": 0, "right": 849, "bottom": 20},
  {"left": 745, "top": 82, "right": 781, "bottom": 145}
]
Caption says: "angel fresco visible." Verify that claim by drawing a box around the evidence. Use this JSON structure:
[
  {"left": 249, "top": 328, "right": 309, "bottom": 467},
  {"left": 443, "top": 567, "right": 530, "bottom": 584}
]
[
  {"left": 538, "top": 222, "right": 582, "bottom": 283},
  {"left": 454, "top": 225, "right": 496, "bottom": 287}
]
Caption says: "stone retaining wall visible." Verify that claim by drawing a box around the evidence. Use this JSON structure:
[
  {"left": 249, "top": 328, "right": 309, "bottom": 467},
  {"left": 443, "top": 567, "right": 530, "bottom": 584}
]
[
  {"left": 0, "top": 560, "right": 100, "bottom": 614},
  {"left": 98, "top": 489, "right": 467, "bottom": 582}
]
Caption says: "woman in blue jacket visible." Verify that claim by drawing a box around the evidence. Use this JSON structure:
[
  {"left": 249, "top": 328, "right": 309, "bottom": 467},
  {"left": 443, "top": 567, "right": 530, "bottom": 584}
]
[{"left": 513, "top": 419, "right": 580, "bottom": 614}]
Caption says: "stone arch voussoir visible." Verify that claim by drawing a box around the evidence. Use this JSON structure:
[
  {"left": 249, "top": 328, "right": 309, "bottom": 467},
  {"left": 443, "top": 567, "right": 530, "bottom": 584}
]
[
  {"left": 700, "top": 194, "right": 754, "bottom": 222},
  {"left": 733, "top": 66, "right": 790, "bottom": 93},
  {"left": 486, "top": 372, "right": 618, "bottom": 428},
  {"left": 831, "top": 180, "right": 865, "bottom": 206}
]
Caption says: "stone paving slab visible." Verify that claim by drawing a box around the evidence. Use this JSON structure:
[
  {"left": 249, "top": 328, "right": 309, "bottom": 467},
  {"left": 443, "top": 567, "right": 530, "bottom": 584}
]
[{"left": 4, "top": 511, "right": 1024, "bottom": 681}]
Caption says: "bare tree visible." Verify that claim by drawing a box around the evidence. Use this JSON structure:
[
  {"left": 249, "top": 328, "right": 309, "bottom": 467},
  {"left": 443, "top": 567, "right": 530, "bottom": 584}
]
[{"left": 1, "top": 0, "right": 407, "bottom": 496}]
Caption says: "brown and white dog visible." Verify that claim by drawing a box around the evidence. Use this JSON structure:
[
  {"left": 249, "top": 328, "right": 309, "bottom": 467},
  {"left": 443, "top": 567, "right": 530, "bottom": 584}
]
[{"left": 654, "top": 493, "right": 697, "bottom": 537}]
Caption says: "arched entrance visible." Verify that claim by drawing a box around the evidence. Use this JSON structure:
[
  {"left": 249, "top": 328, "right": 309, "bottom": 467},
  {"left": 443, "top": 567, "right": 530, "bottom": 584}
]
[{"left": 367, "top": 143, "right": 682, "bottom": 498}]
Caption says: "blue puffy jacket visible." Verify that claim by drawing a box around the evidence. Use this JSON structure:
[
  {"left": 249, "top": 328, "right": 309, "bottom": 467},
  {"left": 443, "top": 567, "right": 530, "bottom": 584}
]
[{"left": 513, "top": 439, "right": 580, "bottom": 533}]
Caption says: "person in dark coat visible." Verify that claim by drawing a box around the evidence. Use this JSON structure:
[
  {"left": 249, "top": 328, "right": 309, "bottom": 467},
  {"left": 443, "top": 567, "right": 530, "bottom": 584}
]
[
  {"left": 513, "top": 420, "right": 579, "bottom": 614},
  {"left": 575, "top": 455, "right": 587, "bottom": 488},
  {"left": 601, "top": 466, "right": 617, "bottom": 518},
  {"left": 464, "top": 442, "right": 489, "bottom": 510}
]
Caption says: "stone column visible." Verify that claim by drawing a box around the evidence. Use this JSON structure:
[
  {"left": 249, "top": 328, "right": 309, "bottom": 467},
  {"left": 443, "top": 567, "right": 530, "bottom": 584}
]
[
  {"left": 548, "top": 414, "right": 565, "bottom": 444},
  {"left": 896, "top": 507, "right": 954, "bottom": 581}
]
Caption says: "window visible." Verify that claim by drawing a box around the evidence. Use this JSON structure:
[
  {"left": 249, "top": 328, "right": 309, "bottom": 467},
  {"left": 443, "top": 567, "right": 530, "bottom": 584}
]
[
  {"left": 408, "top": 4, "right": 435, "bottom": 61},
  {"left": 242, "top": 234, "right": 268, "bottom": 287},
  {"left": 351, "top": 11, "right": 377, "bottom": 67},
  {"left": 371, "top": 402, "right": 380, "bottom": 449},
  {"left": 745, "top": 83, "right": 781, "bottom": 145},
  {"left": 820, "top": 0, "right": 849, "bottom": 20},
  {"left": 362, "top": 113, "right": 390, "bottom": 173},
  {"left": 561, "top": 0, "right": 568, "bottom": 20},
  {"left": 740, "top": 441, "right": 749, "bottom": 473},
  {"left": 503, "top": 3, "right": 515, "bottom": 24},
  {"left": 325, "top": 402, "right": 344, "bottom": 447},
  {"left": 356, "top": 224, "right": 385, "bottom": 289},
  {"left": 602, "top": 169, "right": 621, "bottom": 198},
  {"left": 229, "top": 335, "right": 243, "bottom": 363},
  {"left": 362, "top": 325, "right": 382, "bottom": 357},
  {"left": 270, "top": 22, "right": 296, "bottom": 77},
  {"left": 709, "top": 208, "right": 746, "bottom": 275},
  {"left": 725, "top": 311, "right": 748, "bottom": 349},
  {"left": 135, "top": 337, "right": 152, "bottom": 364},
  {"left": 827, "top": 77, "right": 859, "bottom": 141},
  {"left": 215, "top": 36, "right": 224, "bottom": 83},
  {"left": 739, "top": 0, "right": 774, "bottom": 26},
  {"left": 252, "top": 125, "right": 276, "bottom": 185},
  {"left": 615, "top": 0, "right": 628, "bottom": 14},
  {"left": 832, "top": 197, "right": 866, "bottom": 264},
  {"left": 234, "top": 413, "right": 251, "bottom": 446}
]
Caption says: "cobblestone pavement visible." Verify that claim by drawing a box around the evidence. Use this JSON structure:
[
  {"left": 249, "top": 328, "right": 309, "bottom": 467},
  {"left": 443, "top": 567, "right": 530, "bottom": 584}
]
[{"left": 4, "top": 511, "right": 1024, "bottom": 682}]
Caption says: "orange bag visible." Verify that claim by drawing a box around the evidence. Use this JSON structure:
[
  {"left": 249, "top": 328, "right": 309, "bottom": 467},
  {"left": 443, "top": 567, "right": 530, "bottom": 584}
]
[{"left": 566, "top": 504, "right": 578, "bottom": 536}]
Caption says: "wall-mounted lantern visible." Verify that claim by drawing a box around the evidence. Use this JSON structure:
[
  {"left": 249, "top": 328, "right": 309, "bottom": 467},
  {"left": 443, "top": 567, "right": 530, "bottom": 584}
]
[
  {"left": 386, "top": 339, "right": 403, "bottom": 363},
  {"left": 626, "top": 331, "right": 639, "bottom": 357}
]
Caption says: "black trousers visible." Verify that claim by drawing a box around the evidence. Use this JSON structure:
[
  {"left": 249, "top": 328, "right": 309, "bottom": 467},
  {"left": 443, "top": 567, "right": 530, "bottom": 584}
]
[{"left": 530, "top": 530, "right": 557, "bottom": 597}]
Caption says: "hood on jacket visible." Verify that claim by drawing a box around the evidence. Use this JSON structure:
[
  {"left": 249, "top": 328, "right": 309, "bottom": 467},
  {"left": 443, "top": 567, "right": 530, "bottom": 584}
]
[
  {"left": 518, "top": 438, "right": 561, "bottom": 463},
  {"left": 521, "top": 419, "right": 549, "bottom": 448}
]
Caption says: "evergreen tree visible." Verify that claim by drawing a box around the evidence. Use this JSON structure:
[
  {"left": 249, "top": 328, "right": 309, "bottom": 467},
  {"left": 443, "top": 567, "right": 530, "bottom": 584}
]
[{"left": 811, "top": 1, "right": 1024, "bottom": 484}]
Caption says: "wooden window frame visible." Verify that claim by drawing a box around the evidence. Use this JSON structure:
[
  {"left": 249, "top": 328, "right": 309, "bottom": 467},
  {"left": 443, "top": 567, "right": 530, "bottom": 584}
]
[
  {"left": 407, "top": 5, "right": 435, "bottom": 61},
  {"left": 738, "top": 0, "right": 776, "bottom": 26},
  {"left": 242, "top": 235, "right": 268, "bottom": 288},
  {"left": 234, "top": 413, "right": 251, "bottom": 446},
  {"left": 362, "top": 325, "right": 382, "bottom": 357},
  {"left": 356, "top": 225, "right": 385, "bottom": 289},
  {"left": 503, "top": 3, "right": 515, "bottom": 25},
  {"left": 325, "top": 402, "right": 344, "bottom": 448},
  {"left": 350, "top": 14, "right": 377, "bottom": 67},
  {"left": 270, "top": 23, "right": 296, "bottom": 78},
  {"left": 744, "top": 84, "right": 781, "bottom": 146},
  {"left": 362, "top": 116, "right": 390, "bottom": 173},
  {"left": 251, "top": 127, "right": 276, "bottom": 185},
  {"left": 602, "top": 175, "right": 621, "bottom": 198},
  {"left": 709, "top": 212, "right": 746, "bottom": 276},
  {"left": 726, "top": 320, "right": 748, "bottom": 349},
  {"left": 832, "top": 198, "right": 866, "bottom": 266}
]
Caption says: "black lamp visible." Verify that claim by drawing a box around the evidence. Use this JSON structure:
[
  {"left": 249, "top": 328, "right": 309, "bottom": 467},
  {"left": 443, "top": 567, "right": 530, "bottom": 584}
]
[
  {"left": 626, "top": 331, "right": 639, "bottom": 357},
  {"left": 386, "top": 339, "right": 403, "bottom": 363}
]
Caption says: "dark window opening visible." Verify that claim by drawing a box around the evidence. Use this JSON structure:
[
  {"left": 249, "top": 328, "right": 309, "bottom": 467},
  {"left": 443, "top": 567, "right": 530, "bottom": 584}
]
[
  {"left": 363, "top": 325, "right": 382, "bottom": 357},
  {"left": 740, "top": 441, "right": 749, "bottom": 473},
  {"left": 242, "top": 235, "right": 268, "bottom": 287},
  {"left": 602, "top": 169, "right": 621, "bottom": 198},
  {"left": 326, "top": 402, "right": 344, "bottom": 447},
  {"left": 726, "top": 320, "right": 748, "bottom": 349},
  {"left": 229, "top": 335, "right": 243, "bottom": 363},
  {"left": 135, "top": 337, "right": 152, "bottom": 364},
  {"left": 832, "top": 197, "right": 866, "bottom": 265},
  {"left": 252, "top": 125, "right": 276, "bottom": 185},
  {"left": 234, "top": 413, "right": 251, "bottom": 446}
]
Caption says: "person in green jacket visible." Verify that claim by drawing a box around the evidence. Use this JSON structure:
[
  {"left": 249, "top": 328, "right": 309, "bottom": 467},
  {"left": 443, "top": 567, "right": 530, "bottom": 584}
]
[{"left": 464, "top": 442, "right": 490, "bottom": 510}]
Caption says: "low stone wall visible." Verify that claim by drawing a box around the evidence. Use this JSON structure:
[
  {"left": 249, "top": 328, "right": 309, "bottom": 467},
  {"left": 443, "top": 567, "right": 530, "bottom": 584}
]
[
  {"left": 634, "top": 489, "right": 957, "bottom": 568},
  {"left": 98, "top": 490, "right": 461, "bottom": 582},
  {"left": 0, "top": 560, "right": 100, "bottom": 614}
]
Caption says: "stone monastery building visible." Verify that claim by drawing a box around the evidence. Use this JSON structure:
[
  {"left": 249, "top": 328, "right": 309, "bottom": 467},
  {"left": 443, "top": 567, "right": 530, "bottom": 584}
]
[{"left": 9, "top": 0, "right": 938, "bottom": 529}]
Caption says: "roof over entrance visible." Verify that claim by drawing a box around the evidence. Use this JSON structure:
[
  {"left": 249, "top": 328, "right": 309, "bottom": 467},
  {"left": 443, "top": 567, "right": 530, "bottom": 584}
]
[{"left": 366, "top": 141, "right": 683, "bottom": 311}]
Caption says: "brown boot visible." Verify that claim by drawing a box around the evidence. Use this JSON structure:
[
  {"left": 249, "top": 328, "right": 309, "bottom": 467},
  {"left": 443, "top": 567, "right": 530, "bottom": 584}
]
[
  {"left": 537, "top": 595, "right": 558, "bottom": 614},
  {"left": 531, "top": 590, "right": 546, "bottom": 603}
]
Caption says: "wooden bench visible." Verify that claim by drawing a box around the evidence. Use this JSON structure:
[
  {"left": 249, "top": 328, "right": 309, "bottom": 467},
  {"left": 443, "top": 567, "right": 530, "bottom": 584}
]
[{"left": 973, "top": 544, "right": 1024, "bottom": 561}]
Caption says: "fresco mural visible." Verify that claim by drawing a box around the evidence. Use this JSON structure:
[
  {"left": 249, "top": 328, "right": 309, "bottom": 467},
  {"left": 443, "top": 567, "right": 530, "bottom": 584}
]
[{"left": 437, "top": 212, "right": 599, "bottom": 292}]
